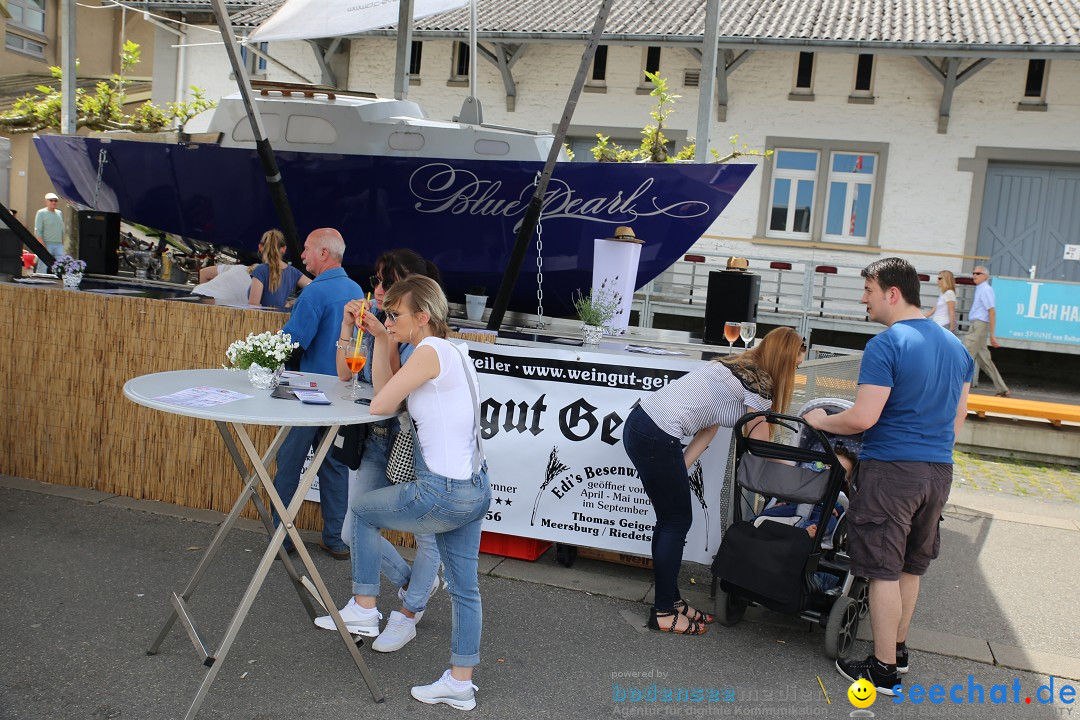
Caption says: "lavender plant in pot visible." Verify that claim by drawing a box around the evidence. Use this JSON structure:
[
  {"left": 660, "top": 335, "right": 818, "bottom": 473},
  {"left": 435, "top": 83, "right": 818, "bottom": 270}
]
[{"left": 573, "top": 279, "right": 622, "bottom": 346}]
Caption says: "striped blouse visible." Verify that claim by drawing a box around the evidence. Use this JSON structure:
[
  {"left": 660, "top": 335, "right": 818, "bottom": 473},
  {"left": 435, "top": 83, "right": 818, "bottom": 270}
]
[{"left": 638, "top": 360, "right": 772, "bottom": 440}]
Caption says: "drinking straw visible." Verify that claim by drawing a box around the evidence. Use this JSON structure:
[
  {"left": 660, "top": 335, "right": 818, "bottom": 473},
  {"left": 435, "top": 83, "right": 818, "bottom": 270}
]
[
  {"left": 816, "top": 676, "right": 830, "bottom": 704},
  {"left": 353, "top": 292, "right": 372, "bottom": 355}
]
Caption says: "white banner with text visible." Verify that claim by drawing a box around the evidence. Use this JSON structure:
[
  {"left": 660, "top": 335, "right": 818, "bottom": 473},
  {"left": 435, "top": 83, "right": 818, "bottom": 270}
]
[
  {"left": 468, "top": 342, "right": 729, "bottom": 565},
  {"left": 307, "top": 343, "right": 731, "bottom": 565}
]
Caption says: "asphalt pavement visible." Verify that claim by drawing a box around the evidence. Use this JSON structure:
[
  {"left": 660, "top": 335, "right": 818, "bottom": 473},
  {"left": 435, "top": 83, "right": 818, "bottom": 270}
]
[{"left": 1, "top": 473, "right": 1078, "bottom": 720}]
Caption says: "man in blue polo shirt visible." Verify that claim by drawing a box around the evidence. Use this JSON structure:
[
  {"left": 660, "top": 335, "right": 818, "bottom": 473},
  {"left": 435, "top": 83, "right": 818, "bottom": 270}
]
[
  {"left": 805, "top": 257, "right": 973, "bottom": 696},
  {"left": 274, "top": 227, "right": 363, "bottom": 559}
]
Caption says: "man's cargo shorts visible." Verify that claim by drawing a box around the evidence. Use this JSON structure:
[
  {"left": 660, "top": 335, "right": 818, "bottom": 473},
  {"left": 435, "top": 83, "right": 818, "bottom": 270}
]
[{"left": 846, "top": 459, "right": 952, "bottom": 580}]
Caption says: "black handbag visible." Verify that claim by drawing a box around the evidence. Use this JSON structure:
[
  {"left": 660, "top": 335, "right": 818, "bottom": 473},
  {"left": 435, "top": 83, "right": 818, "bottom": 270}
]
[{"left": 332, "top": 422, "right": 370, "bottom": 471}]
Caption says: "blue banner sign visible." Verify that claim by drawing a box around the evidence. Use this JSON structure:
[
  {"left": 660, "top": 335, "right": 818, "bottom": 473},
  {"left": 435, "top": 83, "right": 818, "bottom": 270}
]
[{"left": 993, "top": 277, "right": 1080, "bottom": 346}]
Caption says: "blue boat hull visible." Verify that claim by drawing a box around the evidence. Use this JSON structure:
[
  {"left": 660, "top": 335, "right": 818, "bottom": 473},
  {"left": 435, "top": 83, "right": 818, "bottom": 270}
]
[{"left": 34, "top": 135, "right": 754, "bottom": 315}]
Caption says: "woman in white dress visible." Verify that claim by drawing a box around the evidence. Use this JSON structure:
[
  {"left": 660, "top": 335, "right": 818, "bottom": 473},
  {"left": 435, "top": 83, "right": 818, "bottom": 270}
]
[{"left": 925, "top": 270, "right": 957, "bottom": 333}]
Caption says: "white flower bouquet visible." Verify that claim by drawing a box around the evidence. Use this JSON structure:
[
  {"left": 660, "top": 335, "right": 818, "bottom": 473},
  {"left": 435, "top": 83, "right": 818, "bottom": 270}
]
[{"left": 224, "top": 331, "right": 299, "bottom": 371}]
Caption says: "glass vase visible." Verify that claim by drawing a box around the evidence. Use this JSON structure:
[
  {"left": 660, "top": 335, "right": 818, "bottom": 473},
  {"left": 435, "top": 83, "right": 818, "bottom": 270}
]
[
  {"left": 247, "top": 362, "right": 283, "bottom": 390},
  {"left": 62, "top": 272, "right": 83, "bottom": 289},
  {"left": 581, "top": 323, "right": 604, "bottom": 347}
]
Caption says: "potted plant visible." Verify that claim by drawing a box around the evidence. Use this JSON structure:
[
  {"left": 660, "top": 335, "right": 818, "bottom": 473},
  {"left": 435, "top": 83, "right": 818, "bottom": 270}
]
[
  {"left": 573, "top": 279, "right": 623, "bottom": 346},
  {"left": 51, "top": 254, "right": 87, "bottom": 289},
  {"left": 464, "top": 285, "right": 488, "bottom": 322},
  {"left": 224, "top": 330, "right": 300, "bottom": 389}
]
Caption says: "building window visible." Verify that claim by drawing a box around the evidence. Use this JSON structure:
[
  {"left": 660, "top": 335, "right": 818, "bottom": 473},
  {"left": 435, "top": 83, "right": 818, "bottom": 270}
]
[
  {"left": 240, "top": 41, "right": 268, "bottom": 75},
  {"left": 823, "top": 153, "right": 876, "bottom": 242},
  {"left": 8, "top": 0, "right": 46, "bottom": 34},
  {"left": 5, "top": 31, "right": 46, "bottom": 59},
  {"left": 768, "top": 149, "right": 819, "bottom": 237},
  {"left": 853, "top": 54, "right": 874, "bottom": 93},
  {"left": 452, "top": 42, "right": 470, "bottom": 80},
  {"left": 590, "top": 45, "right": 608, "bottom": 83},
  {"left": 759, "top": 139, "right": 887, "bottom": 246},
  {"left": 642, "top": 46, "right": 661, "bottom": 83},
  {"left": 1022, "top": 59, "right": 1048, "bottom": 104},
  {"left": 409, "top": 40, "right": 423, "bottom": 76},
  {"left": 793, "top": 52, "right": 815, "bottom": 93}
]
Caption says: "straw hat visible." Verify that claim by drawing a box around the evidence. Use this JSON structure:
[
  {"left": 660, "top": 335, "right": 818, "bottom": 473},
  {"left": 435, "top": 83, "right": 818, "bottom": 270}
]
[
  {"left": 605, "top": 226, "right": 645, "bottom": 244},
  {"left": 726, "top": 256, "right": 749, "bottom": 270}
]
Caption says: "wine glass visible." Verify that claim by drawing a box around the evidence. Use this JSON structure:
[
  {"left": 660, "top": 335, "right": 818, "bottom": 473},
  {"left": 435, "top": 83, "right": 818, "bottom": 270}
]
[
  {"left": 342, "top": 345, "right": 367, "bottom": 400},
  {"left": 740, "top": 322, "right": 757, "bottom": 349},
  {"left": 723, "top": 321, "right": 741, "bottom": 355}
]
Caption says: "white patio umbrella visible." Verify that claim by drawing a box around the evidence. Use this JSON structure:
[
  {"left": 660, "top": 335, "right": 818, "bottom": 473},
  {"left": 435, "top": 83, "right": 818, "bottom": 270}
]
[{"left": 248, "top": 0, "right": 468, "bottom": 43}]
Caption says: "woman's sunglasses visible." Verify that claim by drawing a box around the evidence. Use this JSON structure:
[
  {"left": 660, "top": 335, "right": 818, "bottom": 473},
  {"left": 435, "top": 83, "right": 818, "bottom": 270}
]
[{"left": 369, "top": 275, "right": 393, "bottom": 291}]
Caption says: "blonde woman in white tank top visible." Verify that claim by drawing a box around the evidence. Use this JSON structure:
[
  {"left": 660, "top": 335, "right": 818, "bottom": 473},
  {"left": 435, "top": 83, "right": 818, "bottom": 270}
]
[{"left": 334, "top": 274, "right": 490, "bottom": 710}]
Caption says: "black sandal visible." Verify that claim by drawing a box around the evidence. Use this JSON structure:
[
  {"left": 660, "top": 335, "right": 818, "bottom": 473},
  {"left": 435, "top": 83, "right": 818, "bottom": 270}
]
[
  {"left": 675, "top": 598, "right": 716, "bottom": 625},
  {"left": 647, "top": 607, "right": 707, "bottom": 635}
]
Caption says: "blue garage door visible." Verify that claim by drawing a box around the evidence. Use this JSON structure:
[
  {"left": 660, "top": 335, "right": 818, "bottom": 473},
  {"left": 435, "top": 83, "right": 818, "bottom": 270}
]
[{"left": 978, "top": 164, "right": 1080, "bottom": 282}]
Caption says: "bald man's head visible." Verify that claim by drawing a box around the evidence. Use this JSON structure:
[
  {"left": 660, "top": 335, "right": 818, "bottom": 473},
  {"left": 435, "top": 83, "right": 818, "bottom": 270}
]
[{"left": 301, "top": 228, "right": 346, "bottom": 275}]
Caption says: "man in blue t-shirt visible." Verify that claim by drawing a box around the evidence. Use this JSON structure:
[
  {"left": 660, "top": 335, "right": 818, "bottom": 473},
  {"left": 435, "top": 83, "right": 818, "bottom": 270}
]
[
  {"left": 273, "top": 228, "right": 363, "bottom": 560},
  {"left": 805, "top": 257, "right": 973, "bottom": 696}
]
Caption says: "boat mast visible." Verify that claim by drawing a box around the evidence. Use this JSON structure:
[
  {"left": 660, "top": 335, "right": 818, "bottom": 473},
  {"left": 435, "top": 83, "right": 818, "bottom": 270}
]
[
  {"left": 393, "top": 0, "right": 415, "bottom": 100},
  {"left": 469, "top": 0, "right": 478, "bottom": 104},
  {"left": 457, "top": 0, "right": 482, "bottom": 123},
  {"left": 209, "top": 0, "right": 305, "bottom": 270},
  {"left": 487, "top": 0, "right": 615, "bottom": 330}
]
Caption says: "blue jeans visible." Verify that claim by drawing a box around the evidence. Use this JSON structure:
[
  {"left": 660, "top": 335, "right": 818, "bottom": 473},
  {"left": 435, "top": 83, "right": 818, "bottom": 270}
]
[
  {"left": 350, "top": 424, "right": 491, "bottom": 667},
  {"left": 622, "top": 405, "right": 692, "bottom": 614},
  {"left": 272, "top": 426, "right": 350, "bottom": 552},
  {"left": 37, "top": 242, "right": 64, "bottom": 273},
  {"left": 343, "top": 421, "right": 442, "bottom": 614}
]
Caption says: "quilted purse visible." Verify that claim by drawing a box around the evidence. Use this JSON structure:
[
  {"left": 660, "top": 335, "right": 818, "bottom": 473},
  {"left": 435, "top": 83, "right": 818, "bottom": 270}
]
[{"left": 384, "top": 412, "right": 416, "bottom": 484}]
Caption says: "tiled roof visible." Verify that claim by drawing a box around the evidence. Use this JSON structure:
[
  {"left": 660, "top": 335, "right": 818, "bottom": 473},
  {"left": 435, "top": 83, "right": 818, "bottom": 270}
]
[
  {"left": 112, "top": 1, "right": 277, "bottom": 28},
  {"left": 115, "top": 1, "right": 260, "bottom": 8},
  {"left": 145, "top": 0, "right": 1080, "bottom": 48},
  {"left": 229, "top": 3, "right": 275, "bottom": 28}
]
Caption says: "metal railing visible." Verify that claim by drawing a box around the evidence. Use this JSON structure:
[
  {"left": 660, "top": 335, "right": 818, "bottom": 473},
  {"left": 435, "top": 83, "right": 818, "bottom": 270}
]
[{"left": 634, "top": 251, "right": 966, "bottom": 341}]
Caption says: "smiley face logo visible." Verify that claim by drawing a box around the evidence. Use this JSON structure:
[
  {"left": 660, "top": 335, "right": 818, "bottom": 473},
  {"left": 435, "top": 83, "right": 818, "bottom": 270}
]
[{"left": 847, "top": 678, "right": 877, "bottom": 708}]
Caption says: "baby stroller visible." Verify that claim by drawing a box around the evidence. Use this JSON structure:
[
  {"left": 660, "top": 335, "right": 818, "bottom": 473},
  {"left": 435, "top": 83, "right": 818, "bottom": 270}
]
[{"left": 710, "top": 400, "right": 867, "bottom": 659}]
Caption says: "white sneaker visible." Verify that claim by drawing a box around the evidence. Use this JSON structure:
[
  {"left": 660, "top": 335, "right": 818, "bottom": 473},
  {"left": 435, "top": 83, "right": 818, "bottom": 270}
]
[
  {"left": 410, "top": 669, "right": 478, "bottom": 711},
  {"left": 398, "top": 566, "right": 444, "bottom": 624},
  {"left": 313, "top": 597, "right": 381, "bottom": 637},
  {"left": 371, "top": 610, "right": 417, "bottom": 652}
]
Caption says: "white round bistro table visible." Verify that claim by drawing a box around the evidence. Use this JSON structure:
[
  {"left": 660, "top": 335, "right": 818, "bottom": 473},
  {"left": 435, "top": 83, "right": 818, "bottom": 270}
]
[{"left": 125, "top": 369, "right": 392, "bottom": 717}]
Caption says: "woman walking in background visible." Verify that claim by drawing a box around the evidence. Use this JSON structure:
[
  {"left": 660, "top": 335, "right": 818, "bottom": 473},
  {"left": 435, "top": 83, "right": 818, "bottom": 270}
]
[
  {"left": 925, "top": 270, "right": 957, "bottom": 333},
  {"left": 623, "top": 327, "right": 806, "bottom": 635}
]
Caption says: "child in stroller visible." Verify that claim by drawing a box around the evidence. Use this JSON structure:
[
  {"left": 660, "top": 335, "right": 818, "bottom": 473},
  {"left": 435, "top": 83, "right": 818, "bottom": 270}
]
[
  {"left": 753, "top": 443, "right": 858, "bottom": 593},
  {"left": 711, "top": 401, "right": 868, "bottom": 659},
  {"left": 754, "top": 443, "right": 857, "bottom": 541}
]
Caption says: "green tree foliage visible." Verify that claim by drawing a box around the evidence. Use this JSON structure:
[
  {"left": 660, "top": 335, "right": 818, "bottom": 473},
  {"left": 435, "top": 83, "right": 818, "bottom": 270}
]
[
  {"left": 0, "top": 41, "right": 215, "bottom": 134},
  {"left": 591, "top": 73, "right": 770, "bottom": 163}
]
